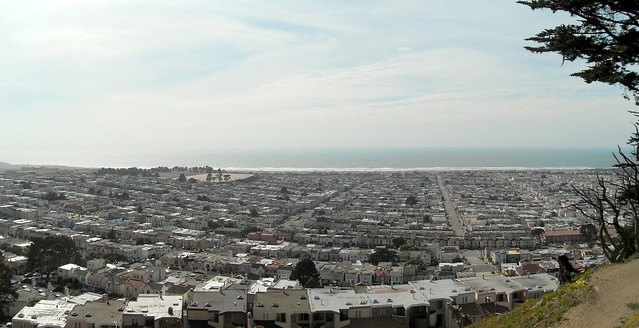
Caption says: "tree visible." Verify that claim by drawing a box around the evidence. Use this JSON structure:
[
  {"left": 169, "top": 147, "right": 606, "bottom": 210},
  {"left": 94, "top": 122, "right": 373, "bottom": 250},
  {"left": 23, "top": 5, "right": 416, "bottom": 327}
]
[
  {"left": 523, "top": 1, "right": 639, "bottom": 262},
  {"left": 107, "top": 228, "right": 117, "bottom": 242},
  {"left": 399, "top": 243, "right": 419, "bottom": 251},
  {"left": 0, "top": 254, "right": 17, "bottom": 318},
  {"left": 392, "top": 237, "right": 407, "bottom": 249},
  {"left": 580, "top": 223, "right": 598, "bottom": 241},
  {"left": 243, "top": 226, "right": 261, "bottom": 236},
  {"left": 290, "top": 256, "right": 320, "bottom": 288},
  {"left": 403, "top": 258, "right": 426, "bottom": 270},
  {"left": 27, "top": 236, "right": 79, "bottom": 280},
  {"left": 405, "top": 195, "right": 418, "bottom": 206},
  {"left": 43, "top": 191, "right": 67, "bottom": 202},
  {"left": 368, "top": 248, "right": 398, "bottom": 265},
  {"left": 574, "top": 144, "right": 639, "bottom": 262},
  {"left": 519, "top": 1, "right": 639, "bottom": 104},
  {"left": 178, "top": 174, "right": 187, "bottom": 182},
  {"left": 530, "top": 227, "right": 546, "bottom": 244}
]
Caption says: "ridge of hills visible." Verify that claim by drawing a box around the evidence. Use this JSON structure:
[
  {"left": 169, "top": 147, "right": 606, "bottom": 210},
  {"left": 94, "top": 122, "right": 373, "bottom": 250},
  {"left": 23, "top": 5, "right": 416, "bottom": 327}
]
[
  {"left": 472, "top": 257, "right": 639, "bottom": 328},
  {"left": 0, "top": 162, "right": 21, "bottom": 172}
]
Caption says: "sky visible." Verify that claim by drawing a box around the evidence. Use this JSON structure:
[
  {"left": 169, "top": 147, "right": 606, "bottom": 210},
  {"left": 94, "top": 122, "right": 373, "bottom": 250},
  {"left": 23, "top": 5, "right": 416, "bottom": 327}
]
[{"left": 0, "top": 1, "right": 636, "bottom": 167}]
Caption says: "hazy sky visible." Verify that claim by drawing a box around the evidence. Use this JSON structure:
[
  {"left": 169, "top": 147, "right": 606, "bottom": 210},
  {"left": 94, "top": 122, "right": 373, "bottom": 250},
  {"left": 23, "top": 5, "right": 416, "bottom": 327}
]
[{"left": 1, "top": 1, "right": 636, "bottom": 166}]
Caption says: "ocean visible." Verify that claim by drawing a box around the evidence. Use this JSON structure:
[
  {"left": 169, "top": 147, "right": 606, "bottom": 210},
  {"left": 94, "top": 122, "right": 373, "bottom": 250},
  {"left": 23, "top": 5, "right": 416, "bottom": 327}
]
[{"left": 156, "top": 147, "right": 622, "bottom": 171}]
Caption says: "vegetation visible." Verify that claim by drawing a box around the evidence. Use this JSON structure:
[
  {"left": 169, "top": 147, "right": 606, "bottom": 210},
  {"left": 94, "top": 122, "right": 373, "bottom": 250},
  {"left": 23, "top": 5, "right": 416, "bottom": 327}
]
[
  {"left": 290, "top": 256, "right": 321, "bottom": 288},
  {"left": 522, "top": 0, "right": 639, "bottom": 262},
  {"left": 243, "top": 226, "right": 261, "bottom": 236},
  {"left": 403, "top": 258, "right": 426, "bottom": 270},
  {"left": 472, "top": 270, "right": 593, "bottom": 328},
  {"left": 530, "top": 227, "right": 545, "bottom": 244},
  {"left": 27, "top": 235, "right": 80, "bottom": 280},
  {"left": 0, "top": 254, "right": 17, "bottom": 318},
  {"left": 579, "top": 223, "right": 597, "bottom": 242},
  {"left": 519, "top": 0, "right": 639, "bottom": 105},
  {"left": 368, "top": 247, "right": 398, "bottom": 265},
  {"left": 399, "top": 243, "right": 419, "bottom": 251},
  {"left": 96, "top": 167, "right": 160, "bottom": 177},
  {"left": 392, "top": 237, "right": 407, "bottom": 249},
  {"left": 85, "top": 252, "right": 127, "bottom": 264},
  {"left": 405, "top": 195, "right": 417, "bottom": 206},
  {"left": 574, "top": 132, "right": 639, "bottom": 262},
  {"left": 43, "top": 191, "right": 67, "bottom": 202}
]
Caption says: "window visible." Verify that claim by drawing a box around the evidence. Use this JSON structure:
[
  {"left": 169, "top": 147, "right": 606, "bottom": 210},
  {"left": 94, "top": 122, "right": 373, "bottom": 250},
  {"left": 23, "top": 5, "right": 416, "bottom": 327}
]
[
  {"left": 340, "top": 310, "right": 349, "bottom": 321},
  {"left": 298, "top": 313, "right": 309, "bottom": 321},
  {"left": 326, "top": 313, "right": 334, "bottom": 322},
  {"left": 209, "top": 312, "right": 219, "bottom": 322},
  {"left": 276, "top": 313, "right": 286, "bottom": 323},
  {"left": 393, "top": 307, "right": 405, "bottom": 316},
  {"left": 497, "top": 294, "right": 505, "bottom": 302}
]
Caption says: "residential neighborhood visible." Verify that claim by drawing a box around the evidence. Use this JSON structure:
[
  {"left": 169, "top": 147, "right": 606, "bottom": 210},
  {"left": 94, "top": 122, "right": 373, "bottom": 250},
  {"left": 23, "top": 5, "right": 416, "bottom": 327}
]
[{"left": 0, "top": 166, "right": 610, "bottom": 328}]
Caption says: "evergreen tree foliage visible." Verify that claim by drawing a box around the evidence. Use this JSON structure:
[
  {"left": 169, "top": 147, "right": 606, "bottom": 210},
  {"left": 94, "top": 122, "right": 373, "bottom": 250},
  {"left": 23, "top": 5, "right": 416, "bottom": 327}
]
[
  {"left": 27, "top": 235, "right": 80, "bottom": 279},
  {"left": 520, "top": 0, "right": 639, "bottom": 104},
  {"left": 522, "top": 0, "right": 639, "bottom": 262},
  {"left": 290, "top": 256, "right": 320, "bottom": 288},
  {"left": 0, "top": 254, "right": 17, "bottom": 318},
  {"left": 368, "top": 248, "right": 398, "bottom": 265}
]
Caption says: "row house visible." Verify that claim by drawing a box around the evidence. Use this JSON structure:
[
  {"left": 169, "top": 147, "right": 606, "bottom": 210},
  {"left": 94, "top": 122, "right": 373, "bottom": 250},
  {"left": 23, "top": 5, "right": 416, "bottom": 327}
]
[
  {"left": 250, "top": 273, "right": 559, "bottom": 328},
  {"left": 185, "top": 289, "right": 248, "bottom": 328},
  {"left": 122, "top": 294, "right": 183, "bottom": 328}
]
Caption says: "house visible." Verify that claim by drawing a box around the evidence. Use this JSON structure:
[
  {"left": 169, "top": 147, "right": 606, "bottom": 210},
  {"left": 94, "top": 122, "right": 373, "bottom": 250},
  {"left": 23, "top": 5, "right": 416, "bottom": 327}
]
[
  {"left": 185, "top": 289, "right": 247, "bottom": 328},
  {"left": 544, "top": 230, "right": 584, "bottom": 244},
  {"left": 58, "top": 263, "right": 84, "bottom": 280},
  {"left": 86, "top": 274, "right": 107, "bottom": 291},
  {"left": 13, "top": 299, "right": 77, "bottom": 328},
  {"left": 124, "top": 279, "right": 146, "bottom": 299},
  {"left": 65, "top": 299, "right": 126, "bottom": 328},
  {"left": 516, "top": 263, "right": 545, "bottom": 276},
  {"left": 121, "top": 294, "right": 183, "bottom": 328},
  {"left": 252, "top": 289, "right": 310, "bottom": 328}
]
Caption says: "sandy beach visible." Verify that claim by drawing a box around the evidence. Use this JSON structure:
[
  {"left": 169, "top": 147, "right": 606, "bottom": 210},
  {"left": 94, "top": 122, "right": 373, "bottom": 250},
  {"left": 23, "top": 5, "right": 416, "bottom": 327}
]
[{"left": 159, "top": 171, "right": 253, "bottom": 182}]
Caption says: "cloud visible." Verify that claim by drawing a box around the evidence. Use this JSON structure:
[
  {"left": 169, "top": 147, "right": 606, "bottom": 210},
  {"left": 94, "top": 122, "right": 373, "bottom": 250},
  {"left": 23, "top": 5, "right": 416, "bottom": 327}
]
[{"left": 0, "top": 0, "right": 633, "bottom": 166}]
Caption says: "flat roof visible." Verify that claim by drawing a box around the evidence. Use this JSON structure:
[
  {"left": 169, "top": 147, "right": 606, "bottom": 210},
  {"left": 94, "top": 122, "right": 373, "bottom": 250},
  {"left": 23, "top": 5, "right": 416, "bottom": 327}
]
[
  {"left": 14, "top": 299, "right": 77, "bottom": 328},
  {"left": 124, "top": 294, "right": 183, "bottom": 320}
]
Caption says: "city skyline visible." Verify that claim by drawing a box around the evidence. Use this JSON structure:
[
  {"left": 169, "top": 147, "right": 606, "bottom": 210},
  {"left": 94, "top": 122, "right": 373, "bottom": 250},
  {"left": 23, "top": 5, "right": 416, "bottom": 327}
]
[{"left": 1, "top": 1, "right": 636, "bottom": 167}]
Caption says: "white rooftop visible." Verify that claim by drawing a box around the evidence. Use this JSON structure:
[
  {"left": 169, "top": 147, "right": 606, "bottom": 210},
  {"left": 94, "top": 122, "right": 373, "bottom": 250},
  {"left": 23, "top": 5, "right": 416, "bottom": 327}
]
[
  {"left": 125, "top": 294, "right": 183, "bottom": 320},
  {"left": 13, "top": 299, "right": 77, "bottom": 328}
]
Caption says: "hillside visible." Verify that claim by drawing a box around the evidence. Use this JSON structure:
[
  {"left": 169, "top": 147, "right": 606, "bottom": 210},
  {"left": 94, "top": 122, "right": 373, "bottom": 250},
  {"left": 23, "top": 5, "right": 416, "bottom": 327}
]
[
  {"left": 473, "top": 258, "right": 639, "bottom": 328},
  {"left": 0, "top": 162, "right": 20, "bottom": 172}
]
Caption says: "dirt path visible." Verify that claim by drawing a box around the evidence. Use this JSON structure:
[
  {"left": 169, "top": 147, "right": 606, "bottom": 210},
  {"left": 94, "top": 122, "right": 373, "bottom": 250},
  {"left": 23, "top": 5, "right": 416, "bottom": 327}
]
[{"left": 556, "top": 259, "right": 639, "bottom": 328}]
